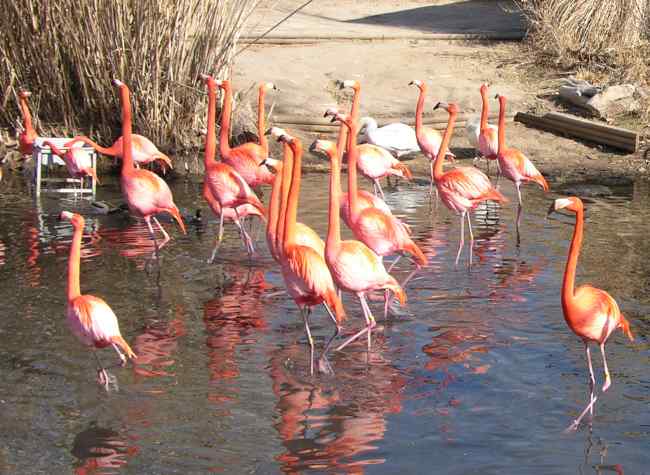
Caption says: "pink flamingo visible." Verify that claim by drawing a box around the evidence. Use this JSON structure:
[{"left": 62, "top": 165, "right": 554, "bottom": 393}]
[
  {"left": 275, "top": 132, "right": 346, "bottom": 373},
  {"left": 18, "top": 90, "right": 38, "bottom": 157},
  {"left": 216, "top": 79, "right": 275, "bottom": 188},
  {"left": 355, "top": 143, "right": 412, "bottom": 199},
  {"left": 477, "top": 83, "right": 499, "bottom": 171},
  {"left": 65, "top": 134, "right": 172, "bottom": 174},
  {"left": 264, "top": 127, "right": 324, "bottom": 260},
  {"left": 60, "top": 211, "right": 136, "bottom": 388},
  {"left": 201, "top": 74, "right": 266, "bottom": 261},
  {"left": 409, "top": 80, "right": 455, "bottom": 197},
  {"left": 42, "top": 140, "right": 100, "bottom": 187},
  {"left": 547, "top": 197, "right": 634, "bottom": 431},
  {"left": 333, "top": 112, "right": 426, "bottom": 310},
  {"left": 114, "top": 79, "right": 186, "bottom": 258},
  {"left": 432, "top": 102, "right": 507, "bottom": 266},
  {"left": 313, "top": 138, "right": 406, "bottom": 352},
  {"left": 495, "top": 93, "right": 549, "bottom": 243}
]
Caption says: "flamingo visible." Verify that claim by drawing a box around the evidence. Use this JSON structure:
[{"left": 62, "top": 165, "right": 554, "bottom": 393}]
[
  {"left": 215, "top": 79, "right": 275, "bottom": 188},
  {"left": 113, "top": 79, "right": 186, "bottom": 258},
  {"left": 275, "top": 132, "right": 346, "bottom": 373},
  {"left": 477, "top": 83, "right": 499, "bottom": 172},
  {"left": 60, "top": 211, "right": 136, "bottom": 388},
  {"left": 201, "top": 74, "right": 266, "bottom": 261},
  {"left": 264, "top": 127, "right": 324, "bottom": 259},
  {"left": 313, "top": 138, "right": 406, "bottom": 352},
  {"left": 358, "top": 116, "right": 420, "bottom": 158},
  {"left": 65, "top": 134, "right": 172, "bottom": 174},
  {"left": 42, "top": 140, "right": 99, "bottom": 186},
  {"left": 547, "top": 197, "right": 634, "bottom": 431},
  {"left": 18, "top": 90, "right": 38, "bottom": 157},
  {"left": 431, "top": 101, "right": 507, "bottom": 266},
  {"left": 494, "top": 93, "right": 549, "bottom": 243},
  {"left": 333, "top": 112, "right": 426, "bottom": 305},
  {"left": 256, "top": 82, "right": 279, "bottom": 158}
]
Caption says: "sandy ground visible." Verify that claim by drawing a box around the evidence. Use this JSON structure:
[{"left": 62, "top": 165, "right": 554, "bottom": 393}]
[{"left": 231, "top": 0, "right": 648, "bottom": 185}]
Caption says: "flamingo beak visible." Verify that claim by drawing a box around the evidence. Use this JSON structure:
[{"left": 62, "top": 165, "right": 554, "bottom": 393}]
[
  {"left": 259, "top": 159, "right": 268, "bottom": 168},
  {"left": 546, "top": 202, "right": 556, "bottom": 218}
]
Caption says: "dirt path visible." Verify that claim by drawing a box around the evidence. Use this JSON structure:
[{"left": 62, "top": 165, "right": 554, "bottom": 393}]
[{"left": 234, "top": 0, "right": 645, "bottom": 186}]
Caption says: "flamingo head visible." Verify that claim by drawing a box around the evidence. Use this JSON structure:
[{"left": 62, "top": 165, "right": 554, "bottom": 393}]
[
  {"left": 480, "top": 82, "right": 490, "bottom": 94},
  {"left": 323, "top": 107, "right": 338, "bottom": 119},
  {"left": 494, "top": 93, "right": 507, "bottom": 107},
  {"left": 59, "top": 210, "right": 85, "bottom": 227},
  {"left": 433, "top": 102, "right": 459, "bottom": 114},
  {"left": 547, "top": 197, "right": 583, "bottom": 217},
  {"left": 409, "top": 79, "right": 424, "bottom": 90},
  {"left": 259, "top": 157, "right": 281, "bottom": 171},
  {"left": 264, "top": 126, "right": 287, "bottom": 139},
  {"left": 262, "top": 82, "right": 278, "bottom": 92},
  {"left": 18, "top": 90, "right": 31, "bottom": 99},
  {"left": 200, "top": 74, "right": 216, "bottom": 89},
  {"left": 328, "top": 111, "right": 351, "bottom": 126},
  {"left": 112, "top": 78, "right": 124, "bottom": 88},
  {"left": 214, "top": 79, "right": 229, "bottom": 90},
  {"left": 309, "top": 139, "right": 336, "bottom": 157},
  {"left": 338, "top": 79, "right": 359, "bottom": 91}
]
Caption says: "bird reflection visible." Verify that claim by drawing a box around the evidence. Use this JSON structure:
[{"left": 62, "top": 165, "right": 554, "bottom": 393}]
[
  {"left": 489, "top": 257, "right": 545, "bottom": 304},
  {"left": 203, "top": 265, "right": 269, "bottom": 405},
  {"left": 71, "top": 424, "right": 138, "bottom": 474},
  {"left": 132, "top": 304, "right": 187, "bottom": 386},
  {"left": 269, "top": 341, "right": 407, "bottom": 473},
  {"left": 99, "top": 221, "right": 156, "bottom": 269},
  {"left": 581, "top": 427, "right": 625, "bottom": 475}
]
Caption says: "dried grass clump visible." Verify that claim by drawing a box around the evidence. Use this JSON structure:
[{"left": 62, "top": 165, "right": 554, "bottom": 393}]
[
  {"left": 0, "top": 0, "right": 260, "bottom": 151},
  {"left": 516, "top": 0, "right": 650, "bottom": 84}
]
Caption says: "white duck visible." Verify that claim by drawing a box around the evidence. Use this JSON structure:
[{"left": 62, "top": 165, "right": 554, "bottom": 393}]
[{"left": 357, "top": 117, "right": 420, "bottom": 158}]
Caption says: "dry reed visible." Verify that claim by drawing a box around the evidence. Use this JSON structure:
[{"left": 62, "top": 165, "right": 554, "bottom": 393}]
[
  {"left": 0, "top": 0, "right": 260, "bottom": 151},
  {"left": 516, "top": 0, "right": 650, "bottom": 84}
]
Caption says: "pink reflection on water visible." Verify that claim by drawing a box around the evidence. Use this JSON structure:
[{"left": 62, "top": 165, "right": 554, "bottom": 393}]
[
  {"left": 132, "top": 304, "right": 187, "bottom": 388},
  {"left": 270, "top": 342, "right": 407, "bottom": 473},
  {"left": 0, "top": 240, "right": 5, "bottom": 266},
  {"left": 72, "top": 425, "right": 139, "bottom": 474},
  {"left": 203, "top": 265, "right": 270, "bottom": 404},
  {"left": 99, "top": 222, "right": 155, "bottom": 269}
]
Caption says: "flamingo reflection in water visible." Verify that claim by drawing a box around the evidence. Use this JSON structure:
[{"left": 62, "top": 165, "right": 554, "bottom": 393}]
[
  {"left": 269, "top": 341, "right": 407, "bottom": 473},
  {"left": 72, "top": 425, "right": 138, "bottom": 474},
  {"left": 132, "top": 304, "right": 187, "bottom": 384},
  {"left": 203, "top": 265, "right": 269, "bottom": 404}
]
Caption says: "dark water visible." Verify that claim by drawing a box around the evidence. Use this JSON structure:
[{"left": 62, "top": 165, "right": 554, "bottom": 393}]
[{"left": 0, "top": 170, "right": 648, "bottom": 474}]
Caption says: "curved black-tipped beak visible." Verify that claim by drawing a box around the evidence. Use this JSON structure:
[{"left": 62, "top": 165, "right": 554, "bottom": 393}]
[
  {"left": 546, "top": 202, "right": 556, "bottom": 218},
  {"left": 433, "top": 102, "right": 442, "bottom": 110},
  {"left": 259, "top": 159, "right": 268, "bottom": 168},
  {"left": 264, "top": 127, "right": 273, "bottom": 136},
  {"left": 494, "top": 93, "right": 500, "bottom": 100},
  {"left": 329, "top": 116, "right": 338, "bottom": 123},
  {"left": 408, "top": 81, "right": 415, "bottom": 86}
]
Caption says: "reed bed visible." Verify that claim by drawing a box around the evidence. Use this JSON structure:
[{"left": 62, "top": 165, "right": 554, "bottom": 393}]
[
  {"left": 516, "top": 0, "right": 650, "bottom": 83},
  {"left": 0, "top": 0, "right": 260, "bottom": 151}
]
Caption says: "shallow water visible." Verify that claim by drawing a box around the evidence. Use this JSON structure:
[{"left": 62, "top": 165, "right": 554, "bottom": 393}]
[{"left": 0, "top": 170, "right": 648, "bottom": 474}]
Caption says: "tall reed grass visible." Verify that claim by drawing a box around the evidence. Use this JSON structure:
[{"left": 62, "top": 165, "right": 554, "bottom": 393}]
[
  {"left": 0, "top": 0, "right": 260, "bottom": 151},
  {"left": 516, "top": 0, "right": 649, "bottom": 83}
]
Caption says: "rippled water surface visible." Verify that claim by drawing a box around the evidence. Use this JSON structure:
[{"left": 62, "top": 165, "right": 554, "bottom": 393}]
[{"left": 0, "top": 171, "right": 649, "bottom": 474}]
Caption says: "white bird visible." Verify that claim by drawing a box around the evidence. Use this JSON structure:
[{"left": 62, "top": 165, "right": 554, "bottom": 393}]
[
  {"left": 357, "top": 117, "right": 420, "bottom": 158},
  {"left": 465, "top": 115, "right": 481, "bottom": 152}
]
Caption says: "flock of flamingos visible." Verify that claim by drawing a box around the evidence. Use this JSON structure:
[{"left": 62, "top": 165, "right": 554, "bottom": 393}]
[{"left": 14, "top": 75, "right": 634, "bottom": 433}]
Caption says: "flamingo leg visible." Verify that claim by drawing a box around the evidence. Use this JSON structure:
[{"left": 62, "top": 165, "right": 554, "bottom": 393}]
[
  {"left": 235, "top": 209, "right": 256, "bottom": 257},
  {"left": 373, "top": 179, "right": 386, "bottom": 200},
  {"left": 152, "top": 217, "right": 170, "bottom": 250},
  {"left": 467, "top": 211, "right": 474, "bottom": 268},
  {"left": 93, "top": 351, "right": 109, "bottom": 389},
  {"left": 208, "top": 212, "right": 226, "bottom": 263},
  {"left": 387, "top": 255, "right": 402, "bottom": 273},
  {"left": 335, "top": 293, "right": 376, "bottom": 352},
  {"left": 300, "top": 307, "right": 315, "bottom": 375},
  {"left": 318, "top": 303, "right": 341, "bottom": 374},
  {"left": 515, "top": 183, "right": 523, "bottom": 247},
  {"left": 565, "top": 343, "right": 599, "bottom": 432},
  {"left": 600, "top": 343, "right": 611, "bottom": 392},
  {"left": 455, "top": 212, "right": 466, "bottom": 267},
  {"left": 112, "top": 343, "right": 127, "bottom": 366},
  {"left": 144, "top": 216, "right": 160, "bottom": 260}
]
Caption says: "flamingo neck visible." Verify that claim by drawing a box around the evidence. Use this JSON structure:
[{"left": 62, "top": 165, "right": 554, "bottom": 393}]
[
  {"left": 497, "top": 97, "right": 507, "bottom": 156},
  {"left": 562, "top": 206, "right": 584, "bottom": 305},
  {"left": 44, "top": 141, "right": 65, "bottom": 158},
  {"left": 67, "top": 221, "right": 82, "bottom": 301},
  {"left": 218, "top": 84, "right": 233, "bottom": 158},
  {"left": 335, "top": 85, "right": 361, "bottom": 157},
  {"left": 284, "top": 140, "right": 302, "bottom": 253},
  {"left": 266, "top": 158, "right": 284, "bottom": 261},
  {"left": 276, "top": 142, "right": 294, "bottom": 255},
  {"left": 414, "top": 85, "right": 426, "bottom": 140},
  {"left": 433, "top": 109, "right": 457, "bottom": 181},
  {"left": 119, "top": 86, "right": 135, "bottom": 174},
  {"left": 345, "top": 119, "right": 360, "bottom": 220},
  {"left": 480, "top": 87, "right": 489, "bottom": 131},
  {"left": 257, "top": 86, "right": 268, "bottom": 155},
  {"left": 73, "top": 136, "right": 119, "bottom": 157},
  {"left": 19, "top": 96, "right": 34, "bottom": 133},
  {"left": 326, "top": 146, "right": 342, "bottom": 257},
  {"left": 205, "top": 84, "right": 218, "bottom": 167}
]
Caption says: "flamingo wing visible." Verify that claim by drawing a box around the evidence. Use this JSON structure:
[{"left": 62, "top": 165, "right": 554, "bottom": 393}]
[
  {"left": 478, "top": 125, "right": 498, "bottom": 158},
  {"left": 67, "top": 295, "right": 121, "bottom": 347},
  {"left": 295, "top": 223, "right": 325, "bottom": 257},
  {"left": 569, "top": 285, "right": 621, "bottom": 342}
]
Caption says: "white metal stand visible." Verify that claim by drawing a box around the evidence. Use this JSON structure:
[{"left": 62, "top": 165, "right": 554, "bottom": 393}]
[{"left": 33, "top": 138, "right": 97, "bottom": 198}]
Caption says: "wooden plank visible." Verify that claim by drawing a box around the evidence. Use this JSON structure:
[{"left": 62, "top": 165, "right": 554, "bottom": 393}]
[
  {"left": 545, "top": 112, "right": 638, "bottom": 140},
  {"left": 514, "top": 112, "right": 638, "bottom": 153}
]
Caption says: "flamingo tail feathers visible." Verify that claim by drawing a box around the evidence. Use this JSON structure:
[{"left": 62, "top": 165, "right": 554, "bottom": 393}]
[
  {"left": 324, "top": 289, "right": 346, "bottom": 324},
  {"left": 619, "top": 315, "right": 634, "bottom": 341},
  {"left": 111, "top": 335, "right": 136, "bottom": 360}
]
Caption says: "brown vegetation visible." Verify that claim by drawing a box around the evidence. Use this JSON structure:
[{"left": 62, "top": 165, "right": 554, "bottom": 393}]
[{"left": 0, "top": 0, "right": 260, "bottom": 152}]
